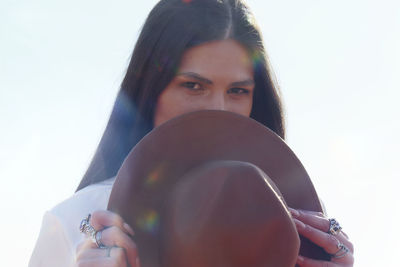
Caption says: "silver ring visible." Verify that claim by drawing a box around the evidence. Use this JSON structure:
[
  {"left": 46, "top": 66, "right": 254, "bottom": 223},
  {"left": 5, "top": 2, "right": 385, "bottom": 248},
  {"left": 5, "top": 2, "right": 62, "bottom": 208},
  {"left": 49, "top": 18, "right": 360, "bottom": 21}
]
[
  {"left": 106, "top": 246, "right": 112, "bottom": 257},
  {"left": 79, "top": 214, "right": 96, "bottom": 239},
  {"left": 94, "top": 230, "right": 108, "bottom": 249},
  {"left": 79, "top": 214, "right": 108, "bottom": 248},
  {"left": 328, "top": 218, "right": 342, "bottom": 235},
  {"left": 331, "top": 242, "right": 349, "bottom": 259}
]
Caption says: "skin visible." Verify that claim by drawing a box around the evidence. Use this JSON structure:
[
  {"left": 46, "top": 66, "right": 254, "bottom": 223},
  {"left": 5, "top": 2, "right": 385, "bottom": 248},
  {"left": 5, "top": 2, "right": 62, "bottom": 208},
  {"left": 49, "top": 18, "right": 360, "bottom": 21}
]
[
  {"left": 75, "top": 210, "right": 139, "bottom": 267},
  {"left": 153, "top": 39, "right": 254, "bottom": 127},
  {"left": 76, "top": 39, "right": 354, "bottom": 267},
  {"left": 289, "top": 208, "right": 354, "bottom": 267}
]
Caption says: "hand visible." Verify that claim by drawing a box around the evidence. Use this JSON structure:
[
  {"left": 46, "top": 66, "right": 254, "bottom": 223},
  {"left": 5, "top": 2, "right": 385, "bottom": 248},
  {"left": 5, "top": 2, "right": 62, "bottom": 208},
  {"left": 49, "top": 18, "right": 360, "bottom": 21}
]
[
  {"left": 75, "top": 210, "right": 140, "bottom": 267},
  {"left": 289, "top": 208, "right": 354, "bottom": 267}
]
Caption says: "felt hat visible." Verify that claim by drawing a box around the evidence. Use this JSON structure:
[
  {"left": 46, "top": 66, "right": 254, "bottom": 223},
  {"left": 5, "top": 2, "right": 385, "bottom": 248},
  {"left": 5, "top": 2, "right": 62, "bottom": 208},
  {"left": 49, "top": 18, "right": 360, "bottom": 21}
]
[{"left": 107, "top": 110, "right": 330, "bottom": 266}]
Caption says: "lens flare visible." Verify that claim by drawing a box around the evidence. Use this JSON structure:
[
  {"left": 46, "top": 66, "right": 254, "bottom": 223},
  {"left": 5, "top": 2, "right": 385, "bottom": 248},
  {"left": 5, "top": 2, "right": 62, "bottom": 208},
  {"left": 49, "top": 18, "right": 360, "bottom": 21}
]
[
  {"left": 137, "top": 210, "right": 160, "bottom": 235},
  {"left": 145, "top": 162, "right": 166, "bottom": 187},
  {"left": 251, "top": 50, "right": 263, "bottom": 70}
]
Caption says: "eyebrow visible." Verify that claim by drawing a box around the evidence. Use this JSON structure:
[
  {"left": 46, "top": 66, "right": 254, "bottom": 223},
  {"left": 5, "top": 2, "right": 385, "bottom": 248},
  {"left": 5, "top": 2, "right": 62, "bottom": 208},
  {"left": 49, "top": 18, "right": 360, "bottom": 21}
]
[{"left": 177, "top": 72, "right": 255, "bottom": 87}]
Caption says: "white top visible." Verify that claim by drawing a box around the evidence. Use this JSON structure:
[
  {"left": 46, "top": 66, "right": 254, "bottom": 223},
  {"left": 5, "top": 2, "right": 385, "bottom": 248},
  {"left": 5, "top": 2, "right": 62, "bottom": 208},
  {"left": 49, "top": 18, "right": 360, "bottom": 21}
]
[{"left": 29, "top": 177, "right": 116, "bottom": 267}]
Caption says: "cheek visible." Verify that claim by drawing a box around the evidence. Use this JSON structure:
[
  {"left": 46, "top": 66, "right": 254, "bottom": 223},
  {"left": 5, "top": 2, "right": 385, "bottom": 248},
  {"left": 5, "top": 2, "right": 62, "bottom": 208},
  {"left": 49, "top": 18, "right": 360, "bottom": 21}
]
[
  {"left": 227, "top": 98, "right": 253, "bottom": 117},
  {"left": 153, "top": 89, "right": 194, "bottom": 127}
]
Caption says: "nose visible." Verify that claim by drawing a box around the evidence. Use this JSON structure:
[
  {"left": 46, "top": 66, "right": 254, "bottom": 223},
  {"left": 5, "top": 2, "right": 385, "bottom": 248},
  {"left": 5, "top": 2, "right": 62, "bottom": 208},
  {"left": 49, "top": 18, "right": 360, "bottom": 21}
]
[{"left": 207, "top": 92, "right": 227, "bottom": 111}]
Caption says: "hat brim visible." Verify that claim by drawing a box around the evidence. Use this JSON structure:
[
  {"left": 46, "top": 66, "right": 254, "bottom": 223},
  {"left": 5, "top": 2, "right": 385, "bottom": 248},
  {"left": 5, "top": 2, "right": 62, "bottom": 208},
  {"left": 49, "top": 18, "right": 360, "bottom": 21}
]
[{"left": 108, "top": 110, "right": 330, "bottom": 263}]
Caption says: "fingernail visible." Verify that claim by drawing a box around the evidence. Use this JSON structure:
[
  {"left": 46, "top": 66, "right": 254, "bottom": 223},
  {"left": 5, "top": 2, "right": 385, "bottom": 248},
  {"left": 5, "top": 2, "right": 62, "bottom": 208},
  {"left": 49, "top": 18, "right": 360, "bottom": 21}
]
[
  {"left": 297, "top": 255, "right": 304, "bottom": 264},
  {"left": 294, "top": 219, "right": 305, "bottom": 230},
  {"left": 288, "top": 207, "right": 300, "bottom": 218},
  {"left": 123, "top": 223, "right": 135, "bottom": 236}
]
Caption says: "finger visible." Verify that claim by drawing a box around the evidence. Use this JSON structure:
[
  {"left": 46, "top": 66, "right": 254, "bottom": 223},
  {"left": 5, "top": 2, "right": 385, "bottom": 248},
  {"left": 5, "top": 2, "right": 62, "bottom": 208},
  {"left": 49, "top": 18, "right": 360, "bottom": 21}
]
[
  {"left": 289, "top": 208, "right": 326, "bottom": 218},
  {"left": 109, "top": 247, "right": 128, "bottom": 266},
  {"left": 297, "top": 250, "right": 354, "bottom": 267},
  {"left": 296, "top": 255, "right": 339, "bottom": 267},
  {"left": 76, "top": 246, "right": 125, "bottom": 261},
  {"left": 294, "top": 218, "right": 355, "bottom": 258},
  {"left": 76, "top": 239, "right": 98, "bottom": 253},
  {"left": 341, "top": 230, "right": 349, "bottom": 239},
  {"left": 289, "top": 208, "right": 351, "bottom": 246},
  {"left": 76, "top": 248, "right": 109, "bottom": 261},
  {"left": 294, "top": 219, "right": 344, "bottom": 255},
  {"left": 100, "top": 226, "right": 138, "bottom": 267},
  {"left": 76, "top": 256, "right": 127, "bottom": 267},
  {"left": 76, "top": 247, "right": 128, "bottom": 267},
  {"left": 90, "top": 210, "right": 135, "bottom": 236},
  {"left": 289, "top": 208, "right": 329, "bottom": 232}
]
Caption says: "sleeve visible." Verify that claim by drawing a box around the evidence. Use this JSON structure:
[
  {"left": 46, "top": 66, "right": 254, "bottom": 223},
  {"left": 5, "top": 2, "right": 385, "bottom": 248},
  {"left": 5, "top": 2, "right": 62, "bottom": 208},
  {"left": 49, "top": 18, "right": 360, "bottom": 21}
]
[{"left": 29, "top": 211, "right": 75, "bottom": 267}]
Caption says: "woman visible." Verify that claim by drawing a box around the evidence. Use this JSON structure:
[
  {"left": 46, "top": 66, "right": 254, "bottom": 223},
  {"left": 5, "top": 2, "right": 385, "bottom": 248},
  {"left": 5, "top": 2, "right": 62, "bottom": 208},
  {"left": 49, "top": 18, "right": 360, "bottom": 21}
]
[{"left": 29, "top": 0, "right": 354, "bottom": 266}]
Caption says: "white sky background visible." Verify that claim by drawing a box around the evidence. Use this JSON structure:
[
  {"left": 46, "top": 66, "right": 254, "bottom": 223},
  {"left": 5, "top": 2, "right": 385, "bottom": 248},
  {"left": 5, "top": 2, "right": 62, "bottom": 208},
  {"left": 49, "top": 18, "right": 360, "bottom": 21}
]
[{"left": 0, "top": 0, "right": 399, "bottom": 266}]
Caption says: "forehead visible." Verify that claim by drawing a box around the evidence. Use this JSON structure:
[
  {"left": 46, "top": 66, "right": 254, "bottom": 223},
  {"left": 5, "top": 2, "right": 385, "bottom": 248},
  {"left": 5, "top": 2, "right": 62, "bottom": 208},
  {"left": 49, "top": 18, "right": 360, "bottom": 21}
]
[{"left": 178, "top": 39, "right": 254, "bottom": 79}]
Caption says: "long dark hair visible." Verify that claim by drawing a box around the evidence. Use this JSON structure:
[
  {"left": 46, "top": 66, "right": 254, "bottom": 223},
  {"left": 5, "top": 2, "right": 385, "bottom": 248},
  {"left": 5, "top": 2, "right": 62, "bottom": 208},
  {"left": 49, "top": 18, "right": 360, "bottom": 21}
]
[{"left": 76, "top": 0, "right": 285, "bottom": 191}]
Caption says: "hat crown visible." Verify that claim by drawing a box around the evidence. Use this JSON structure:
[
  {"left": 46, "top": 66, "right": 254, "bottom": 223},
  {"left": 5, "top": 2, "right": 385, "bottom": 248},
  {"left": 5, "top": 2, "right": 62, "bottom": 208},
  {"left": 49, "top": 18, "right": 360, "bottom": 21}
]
[{"left": 160, "top": 160, "right": 299, "bottom": 267}]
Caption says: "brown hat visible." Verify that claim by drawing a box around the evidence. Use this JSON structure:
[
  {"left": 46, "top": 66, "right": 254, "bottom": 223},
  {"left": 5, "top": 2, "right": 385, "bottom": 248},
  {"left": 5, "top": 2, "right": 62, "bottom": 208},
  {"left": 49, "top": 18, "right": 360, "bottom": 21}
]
[{"left": 108, "top": 110, "right": 330, "bottom": 266}]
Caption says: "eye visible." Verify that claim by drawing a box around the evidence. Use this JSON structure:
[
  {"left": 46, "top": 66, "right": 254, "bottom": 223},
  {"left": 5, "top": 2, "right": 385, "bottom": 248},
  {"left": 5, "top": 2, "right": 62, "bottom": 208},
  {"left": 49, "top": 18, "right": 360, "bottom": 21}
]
[
  {"left": 180, "top": 82, "right": 203, "bottom": 91},
  {"left": 228, "top": 88, "right": 250, "bottom": 95}
]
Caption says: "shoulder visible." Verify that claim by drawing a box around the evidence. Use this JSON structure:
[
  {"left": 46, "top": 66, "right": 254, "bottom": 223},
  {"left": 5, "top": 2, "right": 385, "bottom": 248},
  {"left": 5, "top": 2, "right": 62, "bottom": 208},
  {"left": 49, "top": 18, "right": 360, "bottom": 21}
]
[
  {"left": 29, "top": 211, "right": 75, "bottom": 267},
  {"left": 29, "top": 177, "right": 116, "bottom": 267},
  {"left": 50, "top": 177, "right": 116, "bottom": 247}
]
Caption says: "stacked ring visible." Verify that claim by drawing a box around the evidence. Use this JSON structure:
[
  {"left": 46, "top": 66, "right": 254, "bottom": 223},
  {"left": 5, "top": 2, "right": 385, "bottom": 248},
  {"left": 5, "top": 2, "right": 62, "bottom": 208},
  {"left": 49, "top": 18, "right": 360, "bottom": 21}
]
[
  {"left": 79, "top": 214, "right": 107, "bottom": 249},
  {"left": 94, "top": 229, "right": 107, "bottom": 249},
  {"left": 79, "top": 214, "right": 96, "bottom": 238},
  {"left": 328, "top": 218, "right": 342, "bottom": 235},
  {"left": 331, "top": 242, "right": 349, "bottom": 259}
]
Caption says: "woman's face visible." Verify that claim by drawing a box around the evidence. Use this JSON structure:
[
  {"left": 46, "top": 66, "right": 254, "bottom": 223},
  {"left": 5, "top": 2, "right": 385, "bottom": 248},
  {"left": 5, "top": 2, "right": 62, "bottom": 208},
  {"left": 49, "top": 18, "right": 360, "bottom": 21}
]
[{"left": 153, "top": 39, "right": 255, "bottom": 127}]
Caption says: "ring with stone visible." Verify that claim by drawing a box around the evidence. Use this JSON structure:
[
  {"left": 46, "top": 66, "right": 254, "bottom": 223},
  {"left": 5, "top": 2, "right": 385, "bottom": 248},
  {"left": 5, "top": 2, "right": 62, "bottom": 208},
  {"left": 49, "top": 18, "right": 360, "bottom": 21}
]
[
  {"left": 94, "top": 229, "right": 108, "bottom": 249},
  {"left": 328, "top": 218, "right": 342, "bottom": 235},
  {"left": 79, "top": 214, "right": 96, "bottom": 238},
  {"left": 79, "top": 214, "right": 107, "bottom": 248},
  {"left": 331, "top": 242, "right": 349, "bottom": 259}
]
